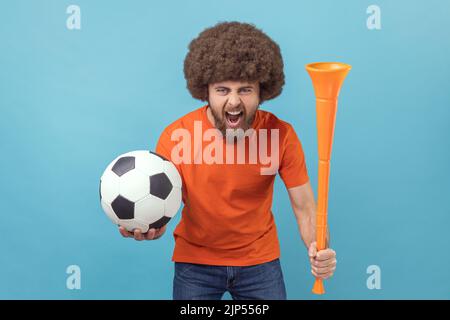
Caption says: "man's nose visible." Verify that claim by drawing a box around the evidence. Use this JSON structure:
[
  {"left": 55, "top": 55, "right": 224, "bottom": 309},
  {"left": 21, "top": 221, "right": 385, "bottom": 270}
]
[{"left": 227, "top": 93, "right": 241, "bottom": 107}]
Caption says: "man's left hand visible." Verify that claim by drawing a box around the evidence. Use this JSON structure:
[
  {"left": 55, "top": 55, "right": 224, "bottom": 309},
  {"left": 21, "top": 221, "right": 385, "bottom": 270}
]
[{"left": 308, "top": 241, "right": 337, "bottom": 280}]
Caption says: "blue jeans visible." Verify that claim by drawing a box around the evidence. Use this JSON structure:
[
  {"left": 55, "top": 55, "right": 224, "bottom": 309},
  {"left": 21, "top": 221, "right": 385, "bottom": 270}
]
[{"left": 173, "top": 258, "right": 287, "bottom": 300}]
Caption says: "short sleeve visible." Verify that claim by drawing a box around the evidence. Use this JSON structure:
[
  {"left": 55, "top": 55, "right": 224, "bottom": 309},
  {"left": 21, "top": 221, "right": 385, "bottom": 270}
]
[
  {"left": 278, "top": 125, "right": 309, "bottom": 188},
  {"left": 155, "top": 128, "right": 184, "bottom": 187},
  {"left": 155, "top": 129, "right": 173, "bottom": 162}
]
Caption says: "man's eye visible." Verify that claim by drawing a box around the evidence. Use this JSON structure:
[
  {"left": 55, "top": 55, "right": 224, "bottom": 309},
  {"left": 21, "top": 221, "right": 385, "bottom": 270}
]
[
  {"left": 216, "top": 88, "right": 227, "bottom": 93},
  {"left": 240, "top": 88, "right": 252, "bottom": 93}
]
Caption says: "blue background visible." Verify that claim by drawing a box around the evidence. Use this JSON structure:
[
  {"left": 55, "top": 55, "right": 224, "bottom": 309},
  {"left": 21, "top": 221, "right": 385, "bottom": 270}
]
[{"left": 1, "top": 0, "right": 449, "bottom": 299}]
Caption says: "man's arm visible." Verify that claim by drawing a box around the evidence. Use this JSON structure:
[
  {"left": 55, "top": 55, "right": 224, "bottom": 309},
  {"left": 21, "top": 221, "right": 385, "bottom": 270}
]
[
  {"left": 287, "top": 180, "right": 317, "bottom": 249},
  {"left": 288, "top": 180, "right": 336, "bottom": 280}
]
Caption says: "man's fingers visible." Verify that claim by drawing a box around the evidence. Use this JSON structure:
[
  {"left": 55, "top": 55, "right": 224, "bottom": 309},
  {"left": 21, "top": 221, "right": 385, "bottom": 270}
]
[
  {"left": 312, "top": 258, "right": 337, "bottom": 268},
  {"left": 309, "top": 246, "right": 337, "bottom": 279},
  {"left": 145, "top": 228, "right": 156, "bottom": 240},
  {"left": 133, "top": 229, "right": 144, "bottom": 241},
  {"left": 119, "top": 226, "right": 165, "bottom": 241},
  {"left": 118, "top": 227, "right": 127, "bottom": 237},
  {"left": 154, "top": 229, "right": 163, "bottom": 239},
  {"left": 311, "top": 264, "right": 336, "bottom": 273},
  {"left": 119, "top": 226, "right": 132, "bottom": 238},
  {"left": 148, "top": 225, "right": 166, "bottom": 240},
  {"left": 312, "top": 263, "right": 336, "bottom": 275},
  {"left": 316, "top": 249, "right": 336, "bottom": 261},
  {"left": 312, "top": 269, "right": 334, "bottom": 280},
  {"left": 311, "top": 266, "right": 336, "bottom": 279},
  {"left": 312, "top": 269, "right": 322, "bottom": 278}
]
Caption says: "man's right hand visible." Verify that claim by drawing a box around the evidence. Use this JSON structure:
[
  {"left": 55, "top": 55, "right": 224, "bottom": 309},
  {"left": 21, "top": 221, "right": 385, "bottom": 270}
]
[{"left": 119, "top": 225, "right": 167, "bottom": 241}]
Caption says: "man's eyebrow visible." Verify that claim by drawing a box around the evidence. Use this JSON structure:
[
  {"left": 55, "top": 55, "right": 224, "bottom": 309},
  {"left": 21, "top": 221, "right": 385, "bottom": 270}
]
[
  {"left": 238, "top": 85, "right": 254, "bottom": 89},
  {"left": 213, "top": 85, "right": 255, "bottom": 89}
]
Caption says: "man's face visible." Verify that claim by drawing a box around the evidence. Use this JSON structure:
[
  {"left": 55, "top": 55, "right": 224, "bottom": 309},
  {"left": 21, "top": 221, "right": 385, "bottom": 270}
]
[{"left": 207, "top": 81, "right": 260, "bottom": 135}]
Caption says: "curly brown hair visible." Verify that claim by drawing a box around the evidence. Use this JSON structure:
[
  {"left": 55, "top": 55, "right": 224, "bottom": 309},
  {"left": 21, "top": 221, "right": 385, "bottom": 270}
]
[{"left": 183, "top": 21, "right": 285, "bottom": 103}]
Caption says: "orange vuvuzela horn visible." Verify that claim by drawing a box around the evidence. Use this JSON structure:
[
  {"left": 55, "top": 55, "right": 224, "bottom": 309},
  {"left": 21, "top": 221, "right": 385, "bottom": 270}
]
[{"left": 306, "top": 62, "right": 351, "bottom": 295}]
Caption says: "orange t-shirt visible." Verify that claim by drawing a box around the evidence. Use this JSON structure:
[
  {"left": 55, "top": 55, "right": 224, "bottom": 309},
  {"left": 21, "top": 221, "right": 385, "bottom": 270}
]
[{"left": 156, "top": 105, "right": 309, "bottom": 266}]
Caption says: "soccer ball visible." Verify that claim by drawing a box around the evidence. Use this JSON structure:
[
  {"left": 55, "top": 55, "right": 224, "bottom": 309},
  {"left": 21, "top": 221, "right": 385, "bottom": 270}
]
[{"left": 99, "top": 150, "right": 182, "bottom": 233}]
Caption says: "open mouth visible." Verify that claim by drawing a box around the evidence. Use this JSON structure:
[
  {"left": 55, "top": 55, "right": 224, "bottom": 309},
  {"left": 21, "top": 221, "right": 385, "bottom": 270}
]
[{"left": 225, "top": 110, "right": 243, "bottom": 128}]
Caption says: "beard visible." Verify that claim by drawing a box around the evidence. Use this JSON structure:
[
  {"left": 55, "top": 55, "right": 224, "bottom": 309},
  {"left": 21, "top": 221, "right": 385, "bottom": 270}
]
[{"left": 208, "top": 101, "right": 258, "bottom": 138}]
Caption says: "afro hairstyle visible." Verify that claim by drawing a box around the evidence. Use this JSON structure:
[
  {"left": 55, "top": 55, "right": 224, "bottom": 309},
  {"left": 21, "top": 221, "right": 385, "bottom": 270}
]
[{"left": 183, "top": 21, "right": 285, "bottom": 103}]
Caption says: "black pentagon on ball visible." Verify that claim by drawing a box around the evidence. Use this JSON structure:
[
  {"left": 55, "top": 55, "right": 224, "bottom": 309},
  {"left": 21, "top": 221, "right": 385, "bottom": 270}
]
[
  {"left": 112, "top": 156, "right": 135, "bottom": 177},
  {"left": 149, "top": 216, "right": 171, "bottom": 229},
  {"left": 150, "top": 173, "right": 172, "bottom": 200},
  {"left": 150, "top": 151, "right": 168, "bottom": 161},
  {"left": 111, "top": 195, "right": 135, "bottom": 220}
]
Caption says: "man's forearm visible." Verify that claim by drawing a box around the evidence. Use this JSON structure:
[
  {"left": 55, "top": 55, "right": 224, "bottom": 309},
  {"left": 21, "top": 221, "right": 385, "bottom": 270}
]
[
  {"left": 287, "top": 182, "right": 331, "bottom": 251},
  {"left": 294, "top": 205, "right": 316, "bottom": 249},
  {"left": 294, "top": 205, "right": 330, "bottom": 249}
]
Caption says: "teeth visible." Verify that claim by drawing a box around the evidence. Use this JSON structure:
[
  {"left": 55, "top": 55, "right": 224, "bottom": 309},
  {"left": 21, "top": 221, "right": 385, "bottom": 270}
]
[{"left": 227, "top": 111, "right": 242, "bottom": 115}]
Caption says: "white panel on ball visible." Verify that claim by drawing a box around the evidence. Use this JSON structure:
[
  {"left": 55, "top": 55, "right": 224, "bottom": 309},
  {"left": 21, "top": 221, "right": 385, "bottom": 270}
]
[
  {"left": 135, "top": 151, "right": 164, "bottom": 176},
  {"left": 165, "top": 187, "right": 182, "bottom": 218},
  {"left": 119, "top": 170, "right": 150, "bottom": 202},
  {"left": 163, "top": 160, "right": 182, "bottom": 189},
  {"left": 134, "top": 194, "right": 165, "bottom": 224},
  {"left": 101, "top": 199, "right": 119, "bottom": 225},
  {"left": 100, "top": 170, "right": 120, "bottom": 203}
]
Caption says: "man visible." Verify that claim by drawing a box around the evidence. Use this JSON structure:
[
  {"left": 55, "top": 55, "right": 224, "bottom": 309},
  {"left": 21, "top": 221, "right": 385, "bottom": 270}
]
[{"left": 119, "top": 21, "right": 337, "bottom": 300}]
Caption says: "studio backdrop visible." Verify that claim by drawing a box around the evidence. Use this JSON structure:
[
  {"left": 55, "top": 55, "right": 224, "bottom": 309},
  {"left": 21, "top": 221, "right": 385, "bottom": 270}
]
[{"left": 0, "top": 0, "right": 449, "bottom": 299}]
